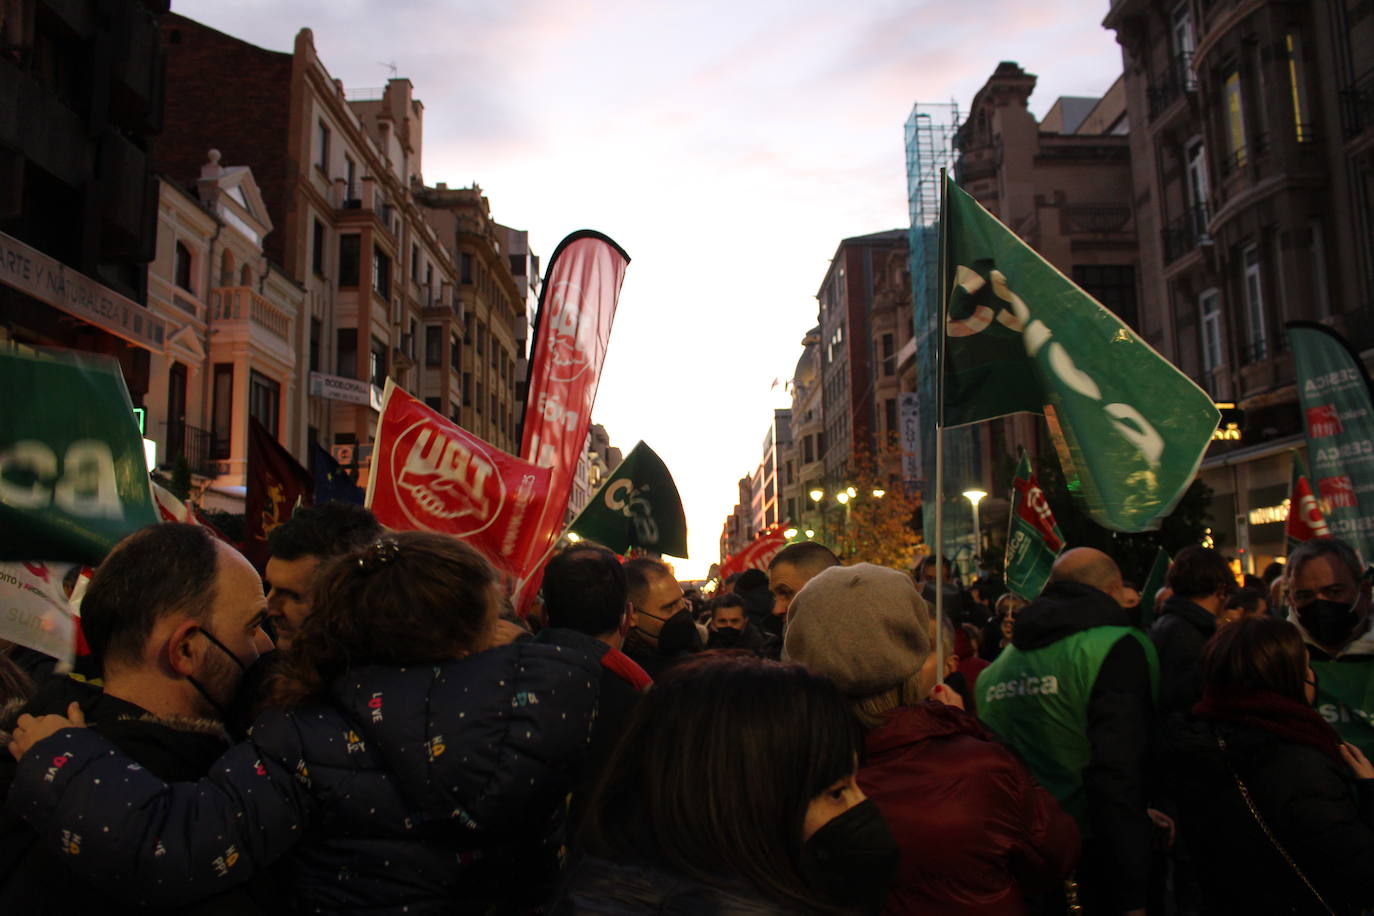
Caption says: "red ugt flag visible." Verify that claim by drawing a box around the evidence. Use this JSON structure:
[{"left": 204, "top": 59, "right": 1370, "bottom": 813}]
[
  {"left": 367, "top": 381, "right": 552, "bottom": 579},
  {"left": 1287, "top": 451, "right": 1331, "bottom": 550},
  {"left": 513, "top": 231, "right": 630, "bottom": 606},
  {"left": 721, "top": 526, "right": 789, "bottom": 578}
]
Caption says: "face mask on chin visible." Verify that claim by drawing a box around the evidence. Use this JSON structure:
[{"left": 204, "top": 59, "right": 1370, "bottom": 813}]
[
  {"left": 1297, "top": 596, "right": 1365, "bottom": 650},
  {"left": 799, "top": 798, "right": 899, "bottom": 915},
  {"left": 187, "top": 628, "right": 249, "bottom": 724}
]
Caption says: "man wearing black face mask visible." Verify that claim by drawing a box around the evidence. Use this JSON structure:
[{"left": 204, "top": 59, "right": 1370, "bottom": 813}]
[
  {"left": 706, "top": 595, "right": 770, "bottom": 653},
  {"left": 623, "top": 558, "right": 701, "bottom": 679},
  {"left": 0, "top": 523, "right": 275, "bottom": 911},
  {"left": 1286, "top": 537, "right": 1374, "bottom": 756}
]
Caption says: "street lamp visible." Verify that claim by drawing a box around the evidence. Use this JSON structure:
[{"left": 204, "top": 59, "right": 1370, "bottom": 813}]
[
  {"left": 835, "top": 491, "right": 850, "bottom": 505},
  {"left": 962, "top": 489, "right": 988, "bottom": 565},
  {"left": 784, "top": 527, "right": 799, "bottom": 539},
  {"left": 809, "top": 488, "right": 824, "bottom": 503},
  {"left": 872, "top": 488, "right": 886, "bottom": 499},
  {"left": 804, "top": 529, "right": 815, "bottom": 538}
]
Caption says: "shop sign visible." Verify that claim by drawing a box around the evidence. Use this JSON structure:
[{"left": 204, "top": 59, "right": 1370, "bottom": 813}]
[
  {"left": 309, "top": 371, "right": 382, "bottom": 411},
  {"left": 0, "top": 230, "right": 166, "bottom": 352}
]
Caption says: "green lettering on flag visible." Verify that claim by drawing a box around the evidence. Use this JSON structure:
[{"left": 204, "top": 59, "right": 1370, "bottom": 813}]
[
  {"left": 569, "top": 441, "right": 688, "bottom": 557},
  {"left": 1004, "top": 452, "right": 1064, "bottom": 599},
  {"left": 941, "top": 176, "right": 1219, "bottom": 531},
  {"left": 0, "top": 349, "right": 157, "bottom": 564}
]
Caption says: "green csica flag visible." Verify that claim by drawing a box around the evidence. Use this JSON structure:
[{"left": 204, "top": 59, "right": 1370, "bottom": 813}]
[
  {"left": 569, "top": 441, "right": 688, "bottom": 557},
  {"left": 1287, "top": 322, "right": 1374, "bottom": 562},
  {"left": 0, "top": 349, "right": 157, "bottom": 564},
  {"left": 1004, "top": 452, "right": 1064, "bottom": 599},
  {"left": 942, "top": 176, "right": 1219, "bottom": 531}
]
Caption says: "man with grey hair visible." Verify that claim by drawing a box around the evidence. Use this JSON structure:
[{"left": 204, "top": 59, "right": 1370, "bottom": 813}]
[
  {"left": 1286, "top": 536, "right": 1374, "bottom": 754},
  {"left": 977, "top": 547, "right": 1157, "bottom": 916}
]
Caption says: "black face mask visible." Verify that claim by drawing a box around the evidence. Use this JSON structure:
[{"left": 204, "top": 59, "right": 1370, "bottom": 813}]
[
  {"left": 187, "top": 628, "right": 248, "bottom": 724},
  {"left": 656, "top": 609, "right": 700, "bottom": 653},
  {"left": 799, "top": 799, "right": 899, "bottom": 914},
  {"left": 1297, "top": 598, "right": 1363, "bottom": 649},
  {"left": 761, "top": 613, "right": 785, "bottom": 637},
  {"left": 709, "top": 626, "right": 744, "bottom": 648}
]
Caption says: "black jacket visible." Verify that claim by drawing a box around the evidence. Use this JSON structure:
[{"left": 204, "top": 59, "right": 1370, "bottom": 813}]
[
  {"left": 1150, "top": 595, "right": 1218, "bottom": 717},
  {"left": 553, "top": 856, "right": 808, "bottom": 915},
  {"left": 1005, "top": 581, "right": 1154, "bottom": 913},
  {"left": 0, "top": 675, "right": 274, "bottom": 915},
  {"left": 7, "top": 641, "right": 602, "bottom": 914},
  {"left": 1162, "top": 714, "right": 1374, "bottom": 914}
]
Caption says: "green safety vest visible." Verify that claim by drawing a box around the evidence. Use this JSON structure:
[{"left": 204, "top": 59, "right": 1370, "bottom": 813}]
[
  {"left": 1312, "top": 656, "right": 1374, "bottom": 757},
  {"left": 977, "top": 626, "right": 1158, "bottom": 830}
]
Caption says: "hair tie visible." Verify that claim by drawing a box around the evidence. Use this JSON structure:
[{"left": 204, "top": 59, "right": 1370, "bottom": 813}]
[{"left": 358, "top": 537, "right": 400, "bottom": 573}]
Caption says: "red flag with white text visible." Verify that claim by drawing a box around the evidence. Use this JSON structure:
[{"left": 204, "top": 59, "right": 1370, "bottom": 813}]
[
  {"left": 721, "top": 527, "right": 789, "bottom": 579},
  {"left": 514, "top": 231, "right": 630, "bottom": 606},
  {"left": 367, "top": 381, "right": 553, "bottom": 579}
]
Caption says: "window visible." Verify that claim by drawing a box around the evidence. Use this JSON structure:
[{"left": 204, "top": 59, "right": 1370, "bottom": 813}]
[
  {"left": 370, "top": 335, "right": 388, "bottom": 388},
  {"left": 425, "top": 263, "right": 433, "bottom": 291},
  {"left": 803, "top": 434, "right": 814, "bottom": 465},
  {"left": 1073, "top": 265, "right": 1138, "bottom": 329},
  {"left": 249, "top": 371, "right": 280, "bottom": 437},
  {"left": 166, "top": 362, "right": 187, "bottom": 462},
  {"left": 1186, "top": 138, "right": 1210, "bottom": 233},
  {"left": 476, "top": 380, "right": 484, "bottom": 414},
  {"left": 316, "top": 121, "right": 330, "bottom": 172},
  {"left": 409, "top": 318, "right": 418, "bottom": 361},
  {"left": 312, "top": 220, "right": 325, "bottom": 275},
  {"left": 425, "top": 326, "right": 441, "bottom": 366},
  {"left": 1312, "top": 219, "right": 1331, "bottom": 318},
  {"left": 410, "top": 243, "right": 419, "bottom": 280},
  {"left": 1224, "top": 71, "right": 1247, "bottom": 170},
  {"left": 461, "top": 253, "right": 474, "bottom": 284},
  {"left": 174, "top": 242, "right": 193, "bottom": 292},
  {"left": 336, "top": 328, "right": 357, "bottom": 378},
  {"left": 219, "top": 249, "right": 235, "bottom": 288},
  {"left": 1171, "top": 2, "right": 1194, "bottom": 56},
  {"left": 1286, "top": 33, "right": 1314, "bottom": 143},
  {"left": 425, "top": 396, "right": 441, "bottom": 411},
  {"left": 463, "top": 372, "right": 472, "bottom": 407},
  {"left": 211, "top": 364, "right": 233, "bottom": 460},
  {"left": 344, "top": 156, "right": 356, "bottom": 200},
  {"left": 1200, "top": 289, "right": 1222, "bottom": 376},
  {"left": 509, "top": 254, "right": 523, "bottom": 276},
  {"left": 451, "top": 335, "right": 461, "bottom": 374},
  {"left": 309, "top": 317, "right": 321, "bottom": 372},
  {"left": 1242, "top": 245, "right": 1267, "bottom": 361},
  {"left": 885, "top": 398, "right": 897, "bottom": 438},
  {"left": 372, "top": 246, "right": 391, "bottom": 299},
  {"left": 881, "top": 333, "right": 895, "bottom": 376},
  {"left": 476, "top": 322, "right": 486, "bottom": 357},
  {"left": 338, "top": 235, "right": 360, "bottom": 287}
]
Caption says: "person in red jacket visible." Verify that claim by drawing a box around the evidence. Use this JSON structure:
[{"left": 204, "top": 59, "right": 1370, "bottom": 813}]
[{"left": 783, "top": 563, "right": 1080, "bottom": 915}]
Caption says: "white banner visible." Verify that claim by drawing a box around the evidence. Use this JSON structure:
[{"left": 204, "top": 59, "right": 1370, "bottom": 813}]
[
  {"left": 900, "top": 392, "right": 922, "bottom": 490},
  {"left": 0, "top": 560, "right": 77, "bottom": 666}
]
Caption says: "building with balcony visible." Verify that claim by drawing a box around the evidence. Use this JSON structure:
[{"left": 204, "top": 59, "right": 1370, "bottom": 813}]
[
  {"left": 146, "top": 152, "right": 303, "bottom": 494},
  {"left": 719, "top": 475, "right": 755, "bottom": 563},
  {"left": 784, "top": 327, "right": 825, "bottom": 537},
  {"left": 1104, "top": 0, "right": 1374, "bottom": 568},
  {"left": 0, "top": 0, "right": 167, "bottom": 400}
]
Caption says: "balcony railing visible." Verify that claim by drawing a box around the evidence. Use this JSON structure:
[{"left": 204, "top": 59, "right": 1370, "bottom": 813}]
[
  {"left": 1161, "top": 203, "right": 1210, "bottom": 264},
  {"left": 1147, "top": 52, "right": 1196, "bottom": 121},
  {"left": 211, "top": 286, "right": 291, "bottom": 341},
  {"left": 163, "top": 422, "right": 219, "bottom": 477},
  {"left": 1340, "top": 68, "right": 1374, "bottom": 139},
  {"left": 1240, "top": 338, "right": 1269, "bottom": 365}
]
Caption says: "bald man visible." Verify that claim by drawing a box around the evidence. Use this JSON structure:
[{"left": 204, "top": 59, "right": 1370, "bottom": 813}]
[{"left": 977, "top": 548, "right": 1158, "bottom": 916}]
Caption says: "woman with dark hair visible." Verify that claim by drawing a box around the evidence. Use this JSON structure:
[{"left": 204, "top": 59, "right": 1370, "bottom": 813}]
[
  {"left": 1164, "top": 616, "right": 1374, "bottom": 913},
  {"left": 6, "top": 532, "right": 603, "bottom": 914},
  {"left": 558, "top": 653, "right": 898, "bottom": 914}
]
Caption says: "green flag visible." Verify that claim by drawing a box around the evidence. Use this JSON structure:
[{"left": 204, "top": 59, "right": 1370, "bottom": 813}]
[
  {"left": 1137, "top": 547, "right": 1171, "bottom": 631},
  {"left": 569, "top": 441, "right": 688, "bottom": 557},
  {"left": 0, "top": 349, "right": 158, "bottom": 564},
  {"left": 941, "top": 176, "right": 1219, "bottom": 531},
  {"left": 1004, "top": 451, "right": 1064, "bottom": 599},
  {"left": 1287, "top": 322, "right": 1374, "bottom": 561}
]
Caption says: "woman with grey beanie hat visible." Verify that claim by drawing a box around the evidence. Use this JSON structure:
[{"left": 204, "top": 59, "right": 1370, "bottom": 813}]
[{"left": 783, "top": 563, "right": 1080, "bottom": 915}]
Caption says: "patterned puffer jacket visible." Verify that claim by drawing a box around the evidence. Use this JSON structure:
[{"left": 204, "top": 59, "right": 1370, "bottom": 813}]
[{"left": 8, "top": 641, "right": 602, "bottom": 915}]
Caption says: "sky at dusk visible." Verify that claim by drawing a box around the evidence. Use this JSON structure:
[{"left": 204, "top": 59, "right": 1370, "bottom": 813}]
[{"left": 177, "top": 0, "right": 1124, "bottom": 578}]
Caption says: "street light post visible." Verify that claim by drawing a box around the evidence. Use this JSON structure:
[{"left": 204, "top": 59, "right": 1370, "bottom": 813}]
[{"left": 962, "top": 489, "right": 988, "bottom": 582}]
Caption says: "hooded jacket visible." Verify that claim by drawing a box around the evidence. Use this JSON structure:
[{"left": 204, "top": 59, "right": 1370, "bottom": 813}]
[
  {"left": 1162, "top": 711, "right": 1374, "bottom": 914},
  {"left": 7, "top": 641, "right": 602, "bottom": 915},
  {"left": 859, "top": 701, "right": 1079, "bottom": 915},
  {"left": 1150, "top": 594, "right": 1219, "bottom": 716},
  {"left": 979, "top": 581, "right": 1155, "bottom": 913},
  {"left": 0, "top": 675, "right": 273, "bottom": 914}
]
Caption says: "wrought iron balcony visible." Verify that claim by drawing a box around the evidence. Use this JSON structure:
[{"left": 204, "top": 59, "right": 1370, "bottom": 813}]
[
  {"left": 1161, "top": 203, "right": 1210, "bottom": 264},
  {"left": 1240, "top": 338, "right": 1269, "bottom": 366},
  {"left": 1147, "top": 52, "right": 1196, "bottom": 121},
  {"left": 1340, "top": 68, "right": 1374, "bottom": 139},
  {"left": 162, "top": 421, "right": 220, "bottom": 477}
]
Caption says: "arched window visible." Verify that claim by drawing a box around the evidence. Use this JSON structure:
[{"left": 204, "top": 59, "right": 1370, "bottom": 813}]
[
  {"left": 240, "top": 264, "right": 253, "bottom": 286},
  {"left": 174, "top": 242, "right": 193, "bottom": 292},
  {"left": 220, "top": 249, "right": 235, "bottom": 288}
]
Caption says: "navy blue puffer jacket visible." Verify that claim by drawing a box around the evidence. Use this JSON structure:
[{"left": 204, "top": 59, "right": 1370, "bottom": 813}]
[{"left": 8, "top": 641, "right": 602, "bottom": 915}]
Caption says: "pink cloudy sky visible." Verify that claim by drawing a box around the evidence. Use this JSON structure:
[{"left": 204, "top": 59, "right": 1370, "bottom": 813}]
[{"left": 178, "top": 0, "right": 1124, "bottom": 578}]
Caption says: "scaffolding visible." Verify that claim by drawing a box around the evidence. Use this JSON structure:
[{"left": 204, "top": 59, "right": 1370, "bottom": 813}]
[{"left": 904, "top": 101, "right": 980, "bottom": 554}]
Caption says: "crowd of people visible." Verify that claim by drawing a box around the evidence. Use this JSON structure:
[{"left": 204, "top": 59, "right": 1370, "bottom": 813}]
[{"left": 2, "top": 504, "right": 1374, "bottom": 914}]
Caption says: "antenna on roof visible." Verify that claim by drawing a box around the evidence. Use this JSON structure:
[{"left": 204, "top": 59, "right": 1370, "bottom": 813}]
[{"left": 378, "top": 60, "right": 398, "bottom": 79}]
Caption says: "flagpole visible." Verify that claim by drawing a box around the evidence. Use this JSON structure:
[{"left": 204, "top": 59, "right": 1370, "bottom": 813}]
[{"left": 933, "top": 166, "right": 949, "bottom": 687}]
